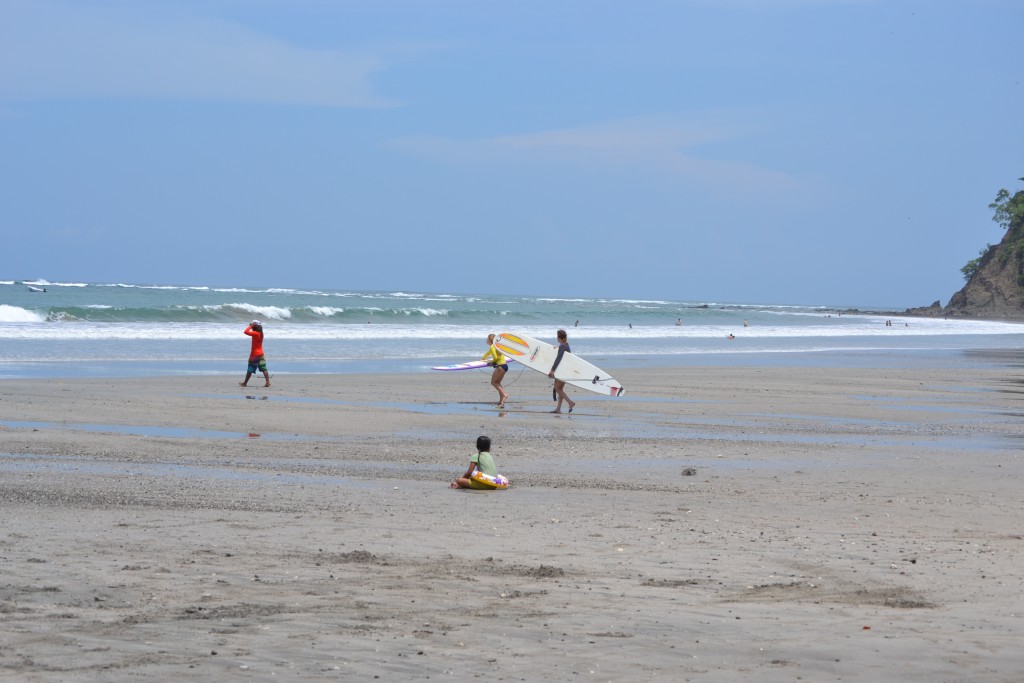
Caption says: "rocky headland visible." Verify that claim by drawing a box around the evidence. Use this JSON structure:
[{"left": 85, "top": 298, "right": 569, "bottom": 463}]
[{"left": 906, "top": 183, "right": 1024, "bottom": 321}]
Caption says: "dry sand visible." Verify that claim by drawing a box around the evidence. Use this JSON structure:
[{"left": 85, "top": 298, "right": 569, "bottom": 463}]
[{"left": 0, "top": 365, "right": 1021, "bottom": 681}]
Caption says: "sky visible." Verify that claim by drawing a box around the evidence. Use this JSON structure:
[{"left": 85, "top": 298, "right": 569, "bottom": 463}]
[{"left": 1, "top": 0, "right": 1021, "bottom": 308}]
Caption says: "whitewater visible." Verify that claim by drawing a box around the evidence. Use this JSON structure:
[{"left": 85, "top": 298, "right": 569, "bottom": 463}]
[{"left": 2, "top": 279, "right": 1023, "bottom": 378}]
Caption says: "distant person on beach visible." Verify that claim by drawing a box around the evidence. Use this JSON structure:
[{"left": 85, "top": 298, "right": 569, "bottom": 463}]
[
  {"left": 451, "top": 435, "right": 500, "bottom": 489},
  {"left": 548, "top": 329, "right": 576, "bottom": 414},
  {"left": 482, "top": 334, "right": 510, "bottom": 408},
  {"left": 240, "top": 320, "right": 270, "bottom": 387}
]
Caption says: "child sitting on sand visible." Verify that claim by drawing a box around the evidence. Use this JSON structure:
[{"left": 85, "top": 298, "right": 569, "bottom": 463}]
[{"left": 451, "top": 435, "right": 502, "bottom": 489}]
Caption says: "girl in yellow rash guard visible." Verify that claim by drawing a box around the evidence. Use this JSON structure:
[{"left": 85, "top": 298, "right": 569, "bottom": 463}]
[{"left": 482, "top": 334, "right": 510, "bottom": 407}]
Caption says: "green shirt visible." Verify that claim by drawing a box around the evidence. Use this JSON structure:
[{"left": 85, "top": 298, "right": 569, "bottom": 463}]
[{"left": 472, "top": 451, "right": 497, "bottom": 476}]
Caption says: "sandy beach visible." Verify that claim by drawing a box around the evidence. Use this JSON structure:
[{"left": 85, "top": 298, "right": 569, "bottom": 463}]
[{"left": 0, "top": 365, "right": 1021, "bottom": 681}]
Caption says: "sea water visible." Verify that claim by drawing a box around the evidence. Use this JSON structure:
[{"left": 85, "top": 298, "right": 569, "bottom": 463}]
[{"left": 2, "top": 279, "right": 1023, "bottom": 378}]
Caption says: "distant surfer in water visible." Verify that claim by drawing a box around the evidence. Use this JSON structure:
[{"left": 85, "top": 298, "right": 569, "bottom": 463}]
[
  {"left": 482, "top": 334, "right": 510, "bottom": 408},
  {"left": 240, "top": 320, "right": 271, "bottom": 387},
  {"left": 548, "top": 329, "right": 575, "bottom": 414}
]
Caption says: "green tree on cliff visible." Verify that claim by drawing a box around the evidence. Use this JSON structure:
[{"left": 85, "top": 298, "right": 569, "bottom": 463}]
[
  {"left": 962, "top": 178, "right": 1024, "bottom": 282},
  {"left": 988, "top": 177, "right": 1024, "bottom": 233}
]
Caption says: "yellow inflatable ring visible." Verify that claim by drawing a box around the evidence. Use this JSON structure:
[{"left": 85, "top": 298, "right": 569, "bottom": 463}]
[{"left": 471, "top": 471, "right": 510, "bottom": 489}]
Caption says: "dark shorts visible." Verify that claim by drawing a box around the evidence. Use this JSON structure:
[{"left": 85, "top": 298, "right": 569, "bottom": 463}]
[
  {"left": 494, "top": 363, "right": 509, "bottom": 372},
  {"left": 248, "top": 356, "right": 268, "bottom": 373}
]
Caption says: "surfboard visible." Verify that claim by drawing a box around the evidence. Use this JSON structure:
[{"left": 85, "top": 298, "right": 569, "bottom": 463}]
[
  {"left": 431, "top": 360, "right": 496, "bottom": 371},
  {"left": 494, "top": 332, "right": 625, "bottom": 396}
]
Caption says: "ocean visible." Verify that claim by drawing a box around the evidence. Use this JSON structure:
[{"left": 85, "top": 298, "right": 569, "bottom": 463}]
[{"left": 2, "top": 279, "right": 1023, "bottom": 379}]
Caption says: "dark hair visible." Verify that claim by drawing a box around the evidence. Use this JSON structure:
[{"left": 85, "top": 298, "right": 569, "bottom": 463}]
[
  {"left": 557, "top": 329, "right": 567, "bottom": 341},
  {"left": 476, "top": 435, "right": 491, "bottom": 452}
]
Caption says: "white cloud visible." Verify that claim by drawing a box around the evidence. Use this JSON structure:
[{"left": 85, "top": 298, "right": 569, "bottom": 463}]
[
  {"left": 0, "top": 0, "right": 396, "bottom": 108},
  {"left": 388, "top": 115, "right": 799, "bottom": 194}
]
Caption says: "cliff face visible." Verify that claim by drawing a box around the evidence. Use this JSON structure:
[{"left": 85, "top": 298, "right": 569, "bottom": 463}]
[
  {"left": 907, "top": 190, "right": 1024, "bottom": 321},
  {"left": 944, "top": 228, "right": 1024, "bottom": 319}
]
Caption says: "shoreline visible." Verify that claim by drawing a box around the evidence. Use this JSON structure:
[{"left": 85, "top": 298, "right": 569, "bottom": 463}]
[
  {"left": 3, "top": 341, "right": 1024, "bottom": 381},
  {"left": 1, "top": 367, "right": 1022, "bottom": 681}
]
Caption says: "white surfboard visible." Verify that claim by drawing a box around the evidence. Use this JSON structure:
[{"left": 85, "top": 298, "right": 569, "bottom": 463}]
[
  {"left": 431, "top": 360, "right": 498, "bottom": 371},
  {"left": 495, "top": 333, "right": 625, "bottom": 396}
]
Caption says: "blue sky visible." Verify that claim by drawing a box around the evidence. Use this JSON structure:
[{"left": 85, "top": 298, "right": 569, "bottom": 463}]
[{"left": 1, "top": 0, "right": 1021, "bottom": 308}]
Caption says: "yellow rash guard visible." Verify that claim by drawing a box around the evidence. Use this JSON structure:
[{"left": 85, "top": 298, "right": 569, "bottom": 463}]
[{"left": 482, "top": 344, "right": 507, "bottom": 366}]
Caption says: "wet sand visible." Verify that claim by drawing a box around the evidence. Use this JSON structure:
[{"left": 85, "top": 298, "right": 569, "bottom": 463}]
[{"left": 0, "top": 366, "right": 1022, "bottom": 681}]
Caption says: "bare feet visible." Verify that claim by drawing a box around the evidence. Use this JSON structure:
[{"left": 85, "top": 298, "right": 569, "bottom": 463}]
[
  {"left": 264, "top": 382, "right": 271, "bottom": 387},
  {"left": 239, "top": 382, "right": 248, "bottom": 387}
]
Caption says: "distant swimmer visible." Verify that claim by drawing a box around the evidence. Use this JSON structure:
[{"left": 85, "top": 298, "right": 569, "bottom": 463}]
[
  {"left": 727, "top": 333, "right": 736, "bottom": 340},
  {"left": 240, "top": 320, "right": 271, "bottom": 388},
  {"left": 675, "top": 318, "right": 682, "bottom": 326},
  {"left": 743, "top": 319, "right": 749, "bottom": 327}
]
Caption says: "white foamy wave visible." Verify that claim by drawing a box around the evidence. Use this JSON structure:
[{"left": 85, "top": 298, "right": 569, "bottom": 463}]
[
  {"left": 108, "top": 283, "right": 177, "bottom": 289},
  {"left": 0, "top": 323, "right": 489, "bottom": 341},
  {"left": 186, "top": 303, "right": 295, "bottom": 320},
  {"left": 308, "top": 306, "right": 345, "bottom": 317},
  {"left": 227, "top": 303, "right": 292, "bottom": 320},
  {"left": 0, "top": 305, "right": 47, "bottom": 322},
  {"left": 24, "top": 279, "right": 88, "bottom": 287},
  {"left": 2, "top": 314, "right": 1021, "bottom": 342},
  {"left": 2, "top": 316, "right": 1021, "bottom": 343},
  {"left": 267, "top": 288, "right": 329, "bottom": 296},
  {"left": 215, "top": 287, "right": 328, "bottom": 296},
  {"left": 609, "top": 298, "right": 675, "bottom": 306}
]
